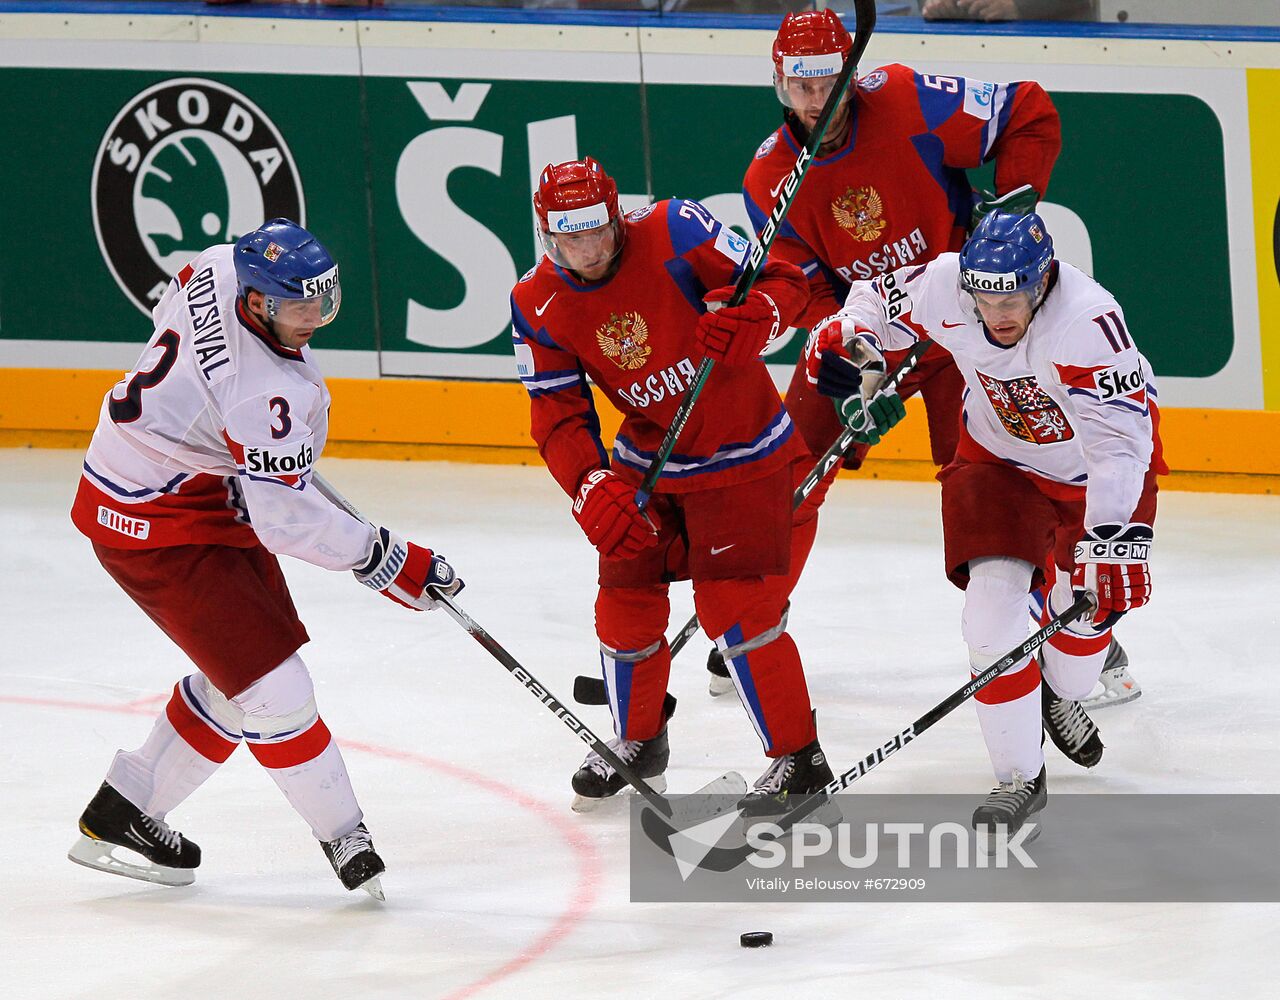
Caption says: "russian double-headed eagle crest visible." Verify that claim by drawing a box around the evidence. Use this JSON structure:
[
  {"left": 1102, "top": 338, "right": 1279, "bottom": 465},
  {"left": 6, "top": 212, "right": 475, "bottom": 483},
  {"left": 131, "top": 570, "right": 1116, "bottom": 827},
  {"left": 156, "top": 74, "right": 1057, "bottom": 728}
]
[
  {"left": 832, "top": 186, "right": 887, "bottom": 242},
  {"left": 596, "top": 311, "right": 651, "bottom": 371}
]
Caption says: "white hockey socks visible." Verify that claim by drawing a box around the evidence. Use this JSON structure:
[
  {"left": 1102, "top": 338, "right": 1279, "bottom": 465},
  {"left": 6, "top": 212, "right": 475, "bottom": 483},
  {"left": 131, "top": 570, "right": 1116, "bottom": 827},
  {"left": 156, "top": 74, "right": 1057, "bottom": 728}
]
[
  {"left": 234, "top": 654, "right": 363, "bottom": 843},
  {"left": 963, "top": 557, "right": 1044, "bottom": 783},
  {"left": 1040, "top": 571, "right": 1112, "bottom": 701},
  {"left": 106, "top": 673, "right": 243, "bottom": 820}
]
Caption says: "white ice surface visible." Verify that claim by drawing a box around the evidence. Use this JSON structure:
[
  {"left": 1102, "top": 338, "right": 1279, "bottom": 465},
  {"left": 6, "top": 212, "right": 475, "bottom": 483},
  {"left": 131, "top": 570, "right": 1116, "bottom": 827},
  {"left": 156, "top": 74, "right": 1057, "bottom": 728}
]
[{"left": 1, "top": 449, "right": 1277, "bottom": 999}]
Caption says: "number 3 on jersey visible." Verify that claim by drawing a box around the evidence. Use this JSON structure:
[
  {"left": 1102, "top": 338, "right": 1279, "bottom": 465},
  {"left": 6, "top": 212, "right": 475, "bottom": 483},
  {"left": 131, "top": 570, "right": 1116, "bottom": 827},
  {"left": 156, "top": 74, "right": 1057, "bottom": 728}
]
[
  {"left": 109, "top": 329, "right": 180, "bottom": 424},
  {"left": 269, "top": 396, "right": 292, "bottom": 439}
]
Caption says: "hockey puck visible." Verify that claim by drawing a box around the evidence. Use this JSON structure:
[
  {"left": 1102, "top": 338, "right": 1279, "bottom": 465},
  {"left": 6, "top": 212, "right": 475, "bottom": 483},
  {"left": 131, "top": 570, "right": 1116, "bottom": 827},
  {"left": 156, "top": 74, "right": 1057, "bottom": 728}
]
[{"left": 740, "top": 931, "right": 773, "bottom": 948}]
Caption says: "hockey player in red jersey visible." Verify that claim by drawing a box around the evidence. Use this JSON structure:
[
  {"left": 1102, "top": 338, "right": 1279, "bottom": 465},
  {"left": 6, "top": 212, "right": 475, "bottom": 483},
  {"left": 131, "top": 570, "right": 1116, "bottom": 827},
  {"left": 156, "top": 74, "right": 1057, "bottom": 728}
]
[
  {"left": 67, "top": 219, "right": 463, "bottom": 897},
  {"left": 511, "top": 158, "right": 831, "bottom": 815},
  {"left": 811, "top": 211, "right": 1165, "bottom": 835},
  {"left": 714, "top": 10, "right": 1133, "bottom": 708},
  {"left": 746, "top": 9, "right": 1060, "bottom": 478}
]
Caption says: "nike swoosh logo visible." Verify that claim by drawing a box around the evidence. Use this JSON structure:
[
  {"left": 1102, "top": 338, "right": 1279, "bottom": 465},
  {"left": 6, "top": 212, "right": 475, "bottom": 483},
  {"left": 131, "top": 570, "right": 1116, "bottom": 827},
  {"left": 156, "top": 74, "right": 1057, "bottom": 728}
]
[
  {"left": 710, "top": 544, "right": 735, "bottom": 555},
  {"left": 941, "top": 320, "right": 966, "bottom": 329},
  {"left": 769, "top": 175, "right": 788, "bottom": 200},
  {"left": 535, "top": 293, "right": 557, "bottom": 317}
]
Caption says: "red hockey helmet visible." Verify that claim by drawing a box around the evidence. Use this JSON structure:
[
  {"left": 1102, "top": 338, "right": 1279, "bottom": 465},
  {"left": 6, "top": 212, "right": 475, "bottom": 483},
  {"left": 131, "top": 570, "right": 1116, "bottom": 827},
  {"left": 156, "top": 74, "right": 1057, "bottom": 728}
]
[
  {"left": 771, "top": 9, "right": 853, "bottom": 109},
  {"left": 533, "top": 157, "right": 626, "bottom": 274}
]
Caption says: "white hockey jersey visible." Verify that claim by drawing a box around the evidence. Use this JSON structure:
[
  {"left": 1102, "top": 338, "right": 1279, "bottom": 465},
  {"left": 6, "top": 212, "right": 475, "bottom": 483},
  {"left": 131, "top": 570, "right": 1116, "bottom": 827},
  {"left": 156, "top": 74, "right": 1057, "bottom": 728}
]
[
  {"left": 835, "top": 255, "right": 1163, "bottom": 528},
  {"left": 72, "top": 244, "right": 373, "bottom": 571}
]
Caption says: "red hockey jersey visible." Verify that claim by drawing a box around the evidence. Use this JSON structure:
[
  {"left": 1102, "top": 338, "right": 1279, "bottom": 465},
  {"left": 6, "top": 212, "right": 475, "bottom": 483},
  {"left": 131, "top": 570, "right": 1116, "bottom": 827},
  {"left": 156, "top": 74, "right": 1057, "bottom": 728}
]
[
  {"left": 743, "top": 63, "right": 1061, "bottom": 329},
  {"left": 510, "top": 199, "right": 809, "bottom": 497}
]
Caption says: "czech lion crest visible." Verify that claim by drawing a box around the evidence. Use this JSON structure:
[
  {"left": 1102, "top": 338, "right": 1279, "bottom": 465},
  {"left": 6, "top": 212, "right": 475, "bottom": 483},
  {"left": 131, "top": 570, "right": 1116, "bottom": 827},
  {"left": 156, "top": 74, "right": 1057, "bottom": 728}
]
[
  {"left": 832, "top": 186, "right": 887, "bottom": 242},
  {"left": 596, "top": 311, "right": 652, "bottom": 371}
]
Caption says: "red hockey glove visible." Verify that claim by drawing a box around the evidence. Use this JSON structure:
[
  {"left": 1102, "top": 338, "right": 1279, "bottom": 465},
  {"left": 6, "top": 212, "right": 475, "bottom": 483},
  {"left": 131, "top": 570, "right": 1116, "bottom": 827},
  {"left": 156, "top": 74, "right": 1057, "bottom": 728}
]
[
  {"left": 1071, "top": 522, "right": 1153, "bottom": 628},
  {"left": 804, "top": 319, "right": 853, "bottom": 387},
  {"left": 695, "top": 287, "right": 780, "bottom": 367},
  {"left": 572, "top": 469, "right": 659, "bottom": 559},
  {"left": 355, "top": 527, "right": 464, "bottom": 611}
]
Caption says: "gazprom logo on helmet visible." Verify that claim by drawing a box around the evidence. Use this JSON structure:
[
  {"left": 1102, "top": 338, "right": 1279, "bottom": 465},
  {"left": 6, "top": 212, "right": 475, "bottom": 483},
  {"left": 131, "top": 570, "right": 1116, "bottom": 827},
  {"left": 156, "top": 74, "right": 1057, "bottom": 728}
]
[
  {"left": 549, "top": 203, "right": 609, "bottom": 234},
  {"left": 962, "top": 270, "right": 1022, "bottom": 293},
  {"left": 302, "top": 265, "right": 339, "bottom": 298},
  {"left": 783, "top": 52, "right": 843, "bottom": 78},
  {"left": 92, "top": 77, "right": 305, "bottom": 317}
]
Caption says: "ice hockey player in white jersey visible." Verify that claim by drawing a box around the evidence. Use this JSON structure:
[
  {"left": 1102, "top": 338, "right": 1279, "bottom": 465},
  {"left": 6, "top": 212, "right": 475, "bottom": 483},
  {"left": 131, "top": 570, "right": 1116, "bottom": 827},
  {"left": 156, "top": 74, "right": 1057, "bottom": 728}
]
[
  {"left": 809, "top": 211, "right": 1166, "bottom": 836},
  {"left": 67, "top": 219, "right": 463, "bottom": 898}
]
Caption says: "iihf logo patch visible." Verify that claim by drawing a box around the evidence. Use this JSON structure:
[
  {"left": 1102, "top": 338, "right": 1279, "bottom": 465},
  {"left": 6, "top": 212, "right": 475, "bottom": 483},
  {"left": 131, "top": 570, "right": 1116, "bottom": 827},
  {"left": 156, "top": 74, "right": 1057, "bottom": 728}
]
[
  {"left": 626, "top": 204, "right": 656, "bottom": 223},
  {"left": 92, "top": 78, "right": 305, "bottom": 317},
  {"left": 754, "top": 134, "right": 778, "bottom": 159},
  {"left": 859, "top": 69, "right": 889, "bottom": 92}
]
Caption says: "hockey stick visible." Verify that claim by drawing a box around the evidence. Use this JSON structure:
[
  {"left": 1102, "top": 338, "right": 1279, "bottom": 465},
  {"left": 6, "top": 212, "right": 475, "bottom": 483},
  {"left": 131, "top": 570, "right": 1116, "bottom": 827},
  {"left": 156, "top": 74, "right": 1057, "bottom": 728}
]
[
  {"left": 634, "top": 0, "right": 877, "bottom": 511},
  {"left": 665, "top": 338, "right": 933, "bottom": 661},
  {"left": 640, "top": 589, "right": 1098, "bottom": 873},
  {"left": 309, "top": 472, "right": 746, "bottom": 820}
]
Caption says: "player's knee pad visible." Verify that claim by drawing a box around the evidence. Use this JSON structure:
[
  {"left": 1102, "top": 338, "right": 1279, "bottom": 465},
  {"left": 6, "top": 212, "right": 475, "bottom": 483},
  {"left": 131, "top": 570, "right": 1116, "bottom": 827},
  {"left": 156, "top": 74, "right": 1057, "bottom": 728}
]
[
  {"left": 596, "top": 585, "right": 668, "bottom": 651},
  {"left": 231, "top": 652, "right": 319, "bottom": 738},
  {"left": 714, "top": 604, "right": 790, "bottom": 664},
  {"left": 962, "top": 556, "right": 1036, "bottom": 660},
  {"left": 964, "top": 558, "right": 1040, "bottom": 706},
  {"left": 692, "top": 576, "right": 782, "bottom": 642},
  {"left": 186, "top": 672, "right": 245, "bottom": 736}
]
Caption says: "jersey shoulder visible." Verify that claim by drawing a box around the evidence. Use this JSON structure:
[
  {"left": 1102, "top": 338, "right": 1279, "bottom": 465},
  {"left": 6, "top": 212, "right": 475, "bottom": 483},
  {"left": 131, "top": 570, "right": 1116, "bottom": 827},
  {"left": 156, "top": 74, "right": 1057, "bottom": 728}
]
[
  {"left": 1047, "top": 263, "right": 1125, "bottom": 330},
  {"left": 856, "top": 64, "right": 919, "bottom": 106},
  {"left": 745, "top": 126, "right": 790, "bottom": 178},
  {"left": 511, "top": 255, "right": 560, "bottom": 307}
]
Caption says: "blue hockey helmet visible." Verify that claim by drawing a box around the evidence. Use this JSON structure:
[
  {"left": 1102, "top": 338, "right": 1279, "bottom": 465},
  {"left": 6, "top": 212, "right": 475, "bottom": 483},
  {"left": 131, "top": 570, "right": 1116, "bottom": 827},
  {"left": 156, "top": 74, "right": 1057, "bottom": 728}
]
[
  {"left": 233, "top": 218, "right": 341, "bottom": 328},
  {"left": 959, "top": 211, "right": 1054, "bottom": 300}
]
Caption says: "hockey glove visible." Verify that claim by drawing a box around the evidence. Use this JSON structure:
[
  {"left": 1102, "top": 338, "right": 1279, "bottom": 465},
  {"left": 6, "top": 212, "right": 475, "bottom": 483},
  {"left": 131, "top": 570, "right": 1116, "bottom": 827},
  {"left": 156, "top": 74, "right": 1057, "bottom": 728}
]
[
  {"left": 573, "top": 469, "right": 659, "bottom": 559},
  {"left": 970, "top": 183, "right": 1039, "bottom": 230},
  {"left": 695, "top": 286, "right": 781, "bottom": 367},
  {"left": 838, "top": 390, "right": 906, "bottom": 446},
  {"left": 354, "top": 526, "right": 464, "bottom": 611},
  {"left": 1071, "top": 522, "right": 1153, "bottom": 628}
]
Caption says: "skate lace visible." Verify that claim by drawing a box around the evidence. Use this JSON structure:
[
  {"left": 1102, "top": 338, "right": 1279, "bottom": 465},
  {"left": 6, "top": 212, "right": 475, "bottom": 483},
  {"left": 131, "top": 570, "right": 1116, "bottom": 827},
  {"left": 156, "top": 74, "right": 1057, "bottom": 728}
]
[
  {"left": 1048, "top": 695, "right": 1095, "bottom": 751},
  {"left": 986, "top": 771, "right": 1036, "bottom": 814},
  {"left": 582, "top": 737, "right": 643, "bottom": 779},
  {"left": 329, "top": 826, "right": 374, "bottom": 869},
  {"left": 752, "top": 754, "right": 795, "bottom": 795},
  {"left": 140, "top": 814, "right": 181, "bottom": 853}
]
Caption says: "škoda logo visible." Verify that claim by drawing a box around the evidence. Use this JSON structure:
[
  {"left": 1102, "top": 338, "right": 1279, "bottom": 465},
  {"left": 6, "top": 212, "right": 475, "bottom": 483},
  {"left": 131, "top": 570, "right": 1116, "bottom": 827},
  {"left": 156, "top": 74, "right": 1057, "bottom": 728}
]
[{"left": 92, "top": 78, "right": 305, "bottom": 316}]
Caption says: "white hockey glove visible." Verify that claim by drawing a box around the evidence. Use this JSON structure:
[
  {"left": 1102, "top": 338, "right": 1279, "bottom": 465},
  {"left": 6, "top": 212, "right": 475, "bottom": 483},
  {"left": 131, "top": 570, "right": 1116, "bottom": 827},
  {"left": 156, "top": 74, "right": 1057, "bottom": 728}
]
[{"left": 354, "top": 526, "right": 464, "bottom": 612}]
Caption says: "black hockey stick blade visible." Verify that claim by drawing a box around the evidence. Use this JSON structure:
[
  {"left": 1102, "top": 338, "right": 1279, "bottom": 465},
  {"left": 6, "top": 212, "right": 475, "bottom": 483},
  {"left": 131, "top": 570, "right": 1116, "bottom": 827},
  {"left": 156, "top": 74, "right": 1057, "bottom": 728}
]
[
  {"left": 574, "top": 674, "right": 610, "bottom": 705},
  {"left": 639, "top": 591, "right": 1097, "bottom": 873}
]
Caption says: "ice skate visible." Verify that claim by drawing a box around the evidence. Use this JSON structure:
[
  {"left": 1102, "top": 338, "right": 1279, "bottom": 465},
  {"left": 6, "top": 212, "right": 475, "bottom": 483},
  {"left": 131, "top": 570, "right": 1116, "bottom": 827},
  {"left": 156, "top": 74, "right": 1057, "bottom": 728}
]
[
  {"left": 706, "top": 647, "right": 735, "bottom": 698},
  {"left": 67, "top": 782, "right": 200, "bottom": 887},
  {"left": 1043, "top": 682, "right": 1104, "bottom": 767},
  {"left": 571, "top": 727, "right": 669, "bottom": 812},
  {"left": 322, "top": 822, "right": 386, "bottom": 900},
  {"left": 972, "top": 765, "right": 1047, "bottom": 846},
  {"left": 739, "top": 738, "right": 836, "bottom": 821},
  {"left": 1081, "top": 638, "right": 1142, "bottom": 710}
]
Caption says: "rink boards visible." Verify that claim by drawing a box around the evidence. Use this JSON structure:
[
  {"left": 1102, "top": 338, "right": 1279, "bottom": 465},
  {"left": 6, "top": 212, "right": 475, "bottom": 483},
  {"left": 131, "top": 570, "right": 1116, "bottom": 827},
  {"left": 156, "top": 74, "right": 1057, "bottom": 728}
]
[{"left": 0, "top": 6, "right": 1278, "bottom": 490}]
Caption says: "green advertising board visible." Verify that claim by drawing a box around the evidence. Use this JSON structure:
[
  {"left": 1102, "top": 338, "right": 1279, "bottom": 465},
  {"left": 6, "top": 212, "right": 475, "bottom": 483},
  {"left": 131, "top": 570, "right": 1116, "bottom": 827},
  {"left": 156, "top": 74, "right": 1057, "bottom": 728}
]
[{"left": 0, "top": 13, "right": 1254, "bottom": 406}]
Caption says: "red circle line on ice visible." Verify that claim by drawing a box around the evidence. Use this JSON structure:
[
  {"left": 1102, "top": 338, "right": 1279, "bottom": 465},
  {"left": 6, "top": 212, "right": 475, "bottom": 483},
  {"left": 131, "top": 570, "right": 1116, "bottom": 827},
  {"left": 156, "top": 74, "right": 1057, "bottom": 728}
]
[{"left": 2, "top": 693, "right": 603, "bottom": 1000}]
